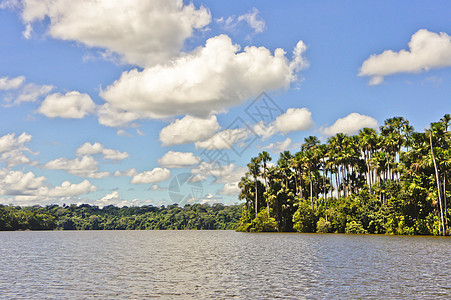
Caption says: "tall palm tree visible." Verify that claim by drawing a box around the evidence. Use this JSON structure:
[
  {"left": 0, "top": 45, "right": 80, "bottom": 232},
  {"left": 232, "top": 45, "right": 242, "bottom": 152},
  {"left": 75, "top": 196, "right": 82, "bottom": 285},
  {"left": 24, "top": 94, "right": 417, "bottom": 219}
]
[
  {"left": 247, "top": 156, "right": 261, "bottom": 218},
  {"left": 359, "top": 127, "right": 378, "bottom": 188},
  {"left": 302, "top": 136, "right": 320, "bottom": 208},
  {"left": 428, "top": 123, "right": 446, "bottom": 235},
  {"left": 258, "top": 151, "right": 272, "bottom": 214}
]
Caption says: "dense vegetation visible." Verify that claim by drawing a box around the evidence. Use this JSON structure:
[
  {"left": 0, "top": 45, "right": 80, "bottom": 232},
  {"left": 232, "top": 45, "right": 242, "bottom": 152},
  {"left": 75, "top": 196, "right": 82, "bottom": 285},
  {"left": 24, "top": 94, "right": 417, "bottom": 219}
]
[
  {"left": 238, "top": 115, "right": 451, "bottom": 236},
  {"left": 0, "top": 203, "right": 242, "bottom": 231}
]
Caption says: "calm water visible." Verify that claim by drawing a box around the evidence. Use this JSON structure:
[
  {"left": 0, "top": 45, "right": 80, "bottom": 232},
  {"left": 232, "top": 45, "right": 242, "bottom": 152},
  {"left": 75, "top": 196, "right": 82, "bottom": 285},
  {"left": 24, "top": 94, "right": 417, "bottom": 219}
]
[{"left": 0, "top": 231, "right": 450, "bottom": 299}]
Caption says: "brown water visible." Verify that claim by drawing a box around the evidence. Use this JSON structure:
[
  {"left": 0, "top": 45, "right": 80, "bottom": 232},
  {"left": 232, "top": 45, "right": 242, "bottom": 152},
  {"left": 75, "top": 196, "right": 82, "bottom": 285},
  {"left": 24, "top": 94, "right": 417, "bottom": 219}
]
[{"left": 0, "top": 230, "right": 450, "bottom": 299}]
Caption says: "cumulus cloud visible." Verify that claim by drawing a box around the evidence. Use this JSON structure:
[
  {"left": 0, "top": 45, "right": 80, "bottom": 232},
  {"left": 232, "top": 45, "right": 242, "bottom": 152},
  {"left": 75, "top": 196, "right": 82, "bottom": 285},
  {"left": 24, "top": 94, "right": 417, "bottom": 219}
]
[
  {"left": 114, "top": 168, "right": 138, "bottom": 177},
  {"left": 321, "top": 113, "right": 378, "bottom": 136},
  {"left": 273, "top": 108, "right": 313, "bottom": 133},
  {"left": 0, "top": 169, "right": 96, "bottom": 204},
  {"left": 251, "top": 107, "right": 313, "bottom": 141},
  {"left": 0, "top": 132, "right": 36, "bottom": 167},
  {"left": 159, "top": 115, "right": 220, "bottom": 146},
  {"left": 191, "top": 162, "right": 246, "bottom": 183},
  {"left": 97, "top": 103, "right": 140, "bottom": 128},
  {"left": 359, "top": 29, "right": 451, "bottom": 85},
  {"left": 0, "top": 76, "right": 25, "bottom": 90},
  {"left": 218, "top": 182, "right": 241, "bottom": 195},
  {"left": 195, "top": 127, "right": 251, "bottom": 150},
  {"left": 252, "top": 121, "right": 276, "bottom": 140},
  {"left": 43, "top": 155, "right": 109, "bottom": 178},
  {"left": 262, "top": 137, "right": 293, "bottom": 152},
  {"left": 158, "top": 151, "right": 201, "bottom": 168},
  {"left": 95, "top": 191, "right": 139, "bottom": 208},
  {"left": 44, "top": 179, "right": 97, "bottom": 197},
  {"left": 76, "top": 142, "right": 129, "bottom": 160},
  {"left": 20, "top": 0, "right": 211, "bottom": 67},
  {"left": 37, "top": 91, "right": 96, "bottom": 118},
  {"left": 100, "top": 35, "right": 308, "bottom": 121},
  {"left": 130, "top": 168, "right": 171, "bottom": 184}
]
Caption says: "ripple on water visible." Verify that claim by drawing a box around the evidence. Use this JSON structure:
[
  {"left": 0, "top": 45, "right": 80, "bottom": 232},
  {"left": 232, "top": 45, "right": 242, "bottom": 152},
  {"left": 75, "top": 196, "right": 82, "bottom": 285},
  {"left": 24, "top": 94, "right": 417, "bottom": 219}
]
[{"left": 0, "top": 231, "right": 450, "bottom": 299}]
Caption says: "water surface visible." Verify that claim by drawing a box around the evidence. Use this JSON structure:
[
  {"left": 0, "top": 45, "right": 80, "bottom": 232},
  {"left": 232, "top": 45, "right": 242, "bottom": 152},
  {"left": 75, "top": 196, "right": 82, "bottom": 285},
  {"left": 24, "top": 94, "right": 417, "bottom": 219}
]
[{"left": 0, "top": 231, "right": 450, "bottom": 299}]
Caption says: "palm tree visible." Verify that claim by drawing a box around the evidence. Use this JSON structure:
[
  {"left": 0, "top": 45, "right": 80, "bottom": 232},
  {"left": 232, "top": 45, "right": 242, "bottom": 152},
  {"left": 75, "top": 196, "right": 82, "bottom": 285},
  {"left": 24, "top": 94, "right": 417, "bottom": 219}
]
[
  {"left": 302, "top": 136, "right": 320, "bottom": 208},
  {"left": 247, "top": 156, "right": 261, "bottom": 218},
  {"left": 427, "top": 122, "right": 447, "bottom": 235},
  {"left": 258, "top": 151, "right": 272, "bottom": 214},
  {"left": 358, "top": 127, "right": 379, "bottom": 188}
]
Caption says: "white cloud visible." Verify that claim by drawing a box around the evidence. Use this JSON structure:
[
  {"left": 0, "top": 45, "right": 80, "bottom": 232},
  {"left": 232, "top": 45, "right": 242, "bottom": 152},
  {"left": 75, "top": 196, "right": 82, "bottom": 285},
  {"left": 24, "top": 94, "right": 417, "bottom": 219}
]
[
  {"left": 321, "top": 113, "right": 378, "bottom": 136},
  {"left": 191, "top": 162, "right": 246, "bottom": 183},
  {"left": 0, "top": 76, "right": 25, "bottom": 90},
  {"left": 44, "top": 179, "right": 97, "bottom": 197},
  {"left": 217, "top": 8, "right": 265, "bottom": 36},
  {"left": 130, "top": 168, "right": 171, "bottom": 184},
  {"left": 15, "top": 83, "right": 54, "bottom": 105},
  {"left": 0, "top": 0, "right": 20, "bottom": 10},
  {"left": 359, "top": 29, "right": 451, "bottom": 85},
  {"left": 273, "top": 107, "right": 313, "bottom": 133},
  {"left": 43, "top": 155, "right": 109, "bottom": 178},
  {"left": 95, "top": 191, "right": 139, "bottom": 208},
  {"left": 114, "top": 168, "right": 138, "bottom": 177},
  {"left": 76, "top": 142, "right": 129, "bottom": 160},
  {"left": 159, "top": 115, "right": 220, "bottom": 146},
  {"left": 0, "top": 76, "right": 54, "bottom": 106},
  {"left": 237, "top": 8, "right": 265, "bottom": 34},
  {"left": 150, "top": 184, "right": 167, "bottom": 191},
  {"left": 100, "top": 35, "right": 308, "bottom": 120},
  {"left": 2, "top": 82, "right": 54, "bottom": 106},
  {"left": 194, "top": 127, "right": 251, "bottom": 150},
  {"left": 262, "top": 137, "right": 293, "bottom": 152},
  {"left": 37, "top": 91, "right": 96, "bottom": 119},
  {"left": 218, "top": 182, "right": 241, "bottom": 195},
  {"left": 158, "top": 151, "right": 200, "bottom": 168},
  {"left": 0, "top": 169, "right": 96, "bottom": 204},
  {"left": 252, "top": 121, "right": 276, "bottom": 140},
  {"left": 97, "top": 103, "right": 140, "bottom": 128},
  {"left": 0, "top": 132, "right": 36, "bottom": 167},
  {"left": 251, "top": 107, "right": 313, "bottom": 141},
  {"left": 20, "top": 0, "right": 211, "bottom": 67}
]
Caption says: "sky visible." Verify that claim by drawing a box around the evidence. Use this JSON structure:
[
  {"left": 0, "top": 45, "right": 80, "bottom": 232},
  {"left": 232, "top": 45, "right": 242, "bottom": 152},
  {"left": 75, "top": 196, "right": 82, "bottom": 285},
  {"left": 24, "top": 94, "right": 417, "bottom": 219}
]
[{"left": 1, "top": 0, "right": 451, "bottom": 207}]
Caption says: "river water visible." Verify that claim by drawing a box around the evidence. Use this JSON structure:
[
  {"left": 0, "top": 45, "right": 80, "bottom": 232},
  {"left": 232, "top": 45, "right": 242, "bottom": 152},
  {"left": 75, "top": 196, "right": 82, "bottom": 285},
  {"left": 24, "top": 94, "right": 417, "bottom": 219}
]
[{"left": 0, "top": 230, "right": 450, "bottom": 299}]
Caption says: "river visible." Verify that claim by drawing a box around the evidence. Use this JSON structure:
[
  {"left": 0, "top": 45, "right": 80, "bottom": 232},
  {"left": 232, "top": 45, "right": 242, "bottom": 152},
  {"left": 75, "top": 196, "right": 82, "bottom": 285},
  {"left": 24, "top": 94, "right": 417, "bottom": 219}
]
[{"left": 0, "top": 230, "right": 450, "bottom": 299}]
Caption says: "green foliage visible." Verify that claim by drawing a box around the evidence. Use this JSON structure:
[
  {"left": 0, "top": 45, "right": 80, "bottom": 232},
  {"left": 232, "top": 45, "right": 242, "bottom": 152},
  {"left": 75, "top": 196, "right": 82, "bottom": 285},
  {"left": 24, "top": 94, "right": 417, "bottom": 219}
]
[
  {"left": 316, "top": 218, "right": 332, "bottom": 233},
  {"left": 237, "top": 114, "right": 451, "bottom": 235},
  {"left": 250, "top": 209, "right": 278, "bottom": 232},
  {"left": 293, "top": 200, "right": 317, "bottom": 233},
  {"left": 0, "top": 203, "right": 243, "bottom": 231},
  {"left": 345, "top": 221, "right": 367, "bottom": 234},
  {"left": 237, "top": 208, "right": 278, "bottom": 232}
]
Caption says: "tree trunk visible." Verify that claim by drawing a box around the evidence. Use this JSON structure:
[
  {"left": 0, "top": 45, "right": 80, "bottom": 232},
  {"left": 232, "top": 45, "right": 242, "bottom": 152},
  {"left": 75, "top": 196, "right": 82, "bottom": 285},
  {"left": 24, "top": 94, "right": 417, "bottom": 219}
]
[
  {"left": 430, "top": 133, "right": 446, "bottom": 236},
  {"left": 444, "top": 175, "right": 448, "bottom": 233},
  {"left": 309, "top": 165, "right": 313, "bottom": 209},
  {"left": 254, "top": 179, "right": 258, "bottom": 218},
  {"left": 264, "top": 168, "right": 269, "bottom": 215}
]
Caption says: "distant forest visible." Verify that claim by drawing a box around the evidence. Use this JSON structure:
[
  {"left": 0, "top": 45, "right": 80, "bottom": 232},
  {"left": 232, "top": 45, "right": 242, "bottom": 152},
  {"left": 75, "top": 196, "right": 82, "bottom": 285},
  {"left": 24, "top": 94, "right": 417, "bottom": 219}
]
[
  {"left": 237, "top": 115, "right": 451, "bottom": 236},
  {"left": 0, "top": 203, "right": 243, "bottom": 231}
]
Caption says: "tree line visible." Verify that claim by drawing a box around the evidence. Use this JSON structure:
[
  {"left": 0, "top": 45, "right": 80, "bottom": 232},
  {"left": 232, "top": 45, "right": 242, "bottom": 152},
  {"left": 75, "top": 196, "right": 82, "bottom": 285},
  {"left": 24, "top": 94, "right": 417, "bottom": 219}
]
[
  {"left": 237, "top": 115, "right": 451, "bottom": 235},
  {"left": 0, "top": 203, "right": 242, "bottom": 231}
]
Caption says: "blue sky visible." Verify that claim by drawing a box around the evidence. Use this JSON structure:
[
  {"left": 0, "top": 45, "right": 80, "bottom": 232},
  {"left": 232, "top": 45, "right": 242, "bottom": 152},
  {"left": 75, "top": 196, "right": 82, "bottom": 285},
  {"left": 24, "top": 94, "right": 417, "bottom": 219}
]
[{"left": 1, "top": 0, "right": 450, "bottom": 207}]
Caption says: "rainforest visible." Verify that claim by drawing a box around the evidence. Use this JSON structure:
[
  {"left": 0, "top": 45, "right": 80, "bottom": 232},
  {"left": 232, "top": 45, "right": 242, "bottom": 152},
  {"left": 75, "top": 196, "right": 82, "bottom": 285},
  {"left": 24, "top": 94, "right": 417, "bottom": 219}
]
[{"left": 237, "top": 115, "right": 451, "bottom": 236}]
